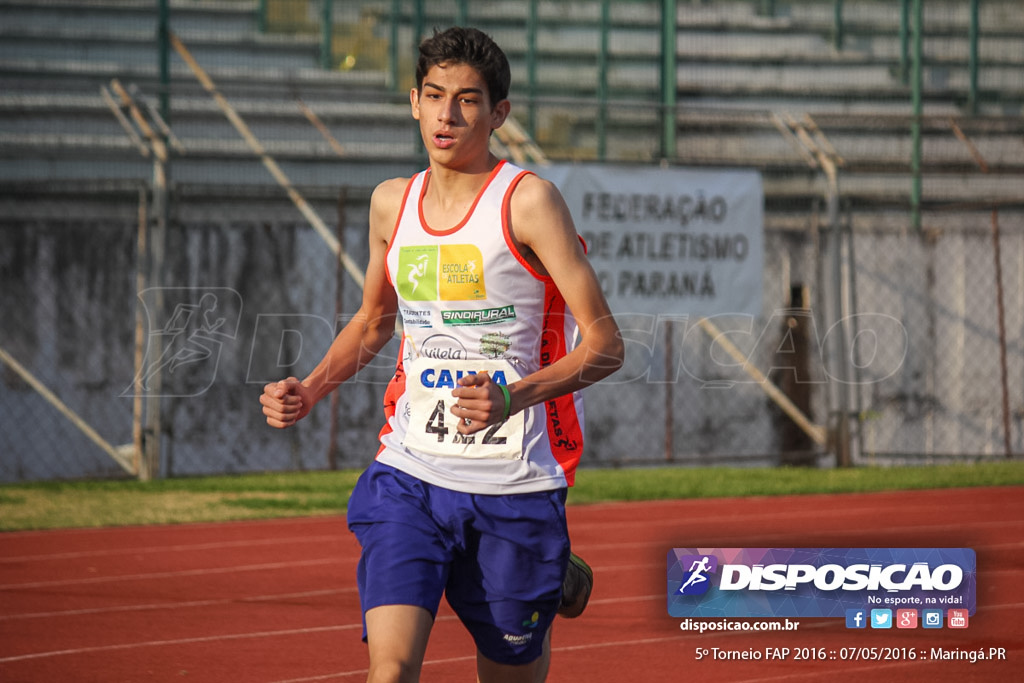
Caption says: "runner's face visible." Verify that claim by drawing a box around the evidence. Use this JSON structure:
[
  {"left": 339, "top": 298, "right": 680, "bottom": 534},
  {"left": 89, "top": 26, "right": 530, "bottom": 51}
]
[{"left": 411, "top": 62, "right": 509, "bottom": 169}]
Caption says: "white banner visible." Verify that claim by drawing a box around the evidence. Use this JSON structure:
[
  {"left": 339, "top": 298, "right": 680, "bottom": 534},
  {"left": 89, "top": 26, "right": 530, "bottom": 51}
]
[{"left": 537, "top": 164, "right": 763, "bottom": 317}]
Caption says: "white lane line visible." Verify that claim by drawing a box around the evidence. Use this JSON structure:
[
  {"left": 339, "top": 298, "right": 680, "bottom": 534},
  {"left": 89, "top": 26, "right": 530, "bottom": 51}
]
[
  {"left": 0, "top": 515, "right": 345, "bottom": 540},
  {"left": 568, "top": 512, "right": 1024, "bottom": 534},
  {"left": 0, "top": 614, "right": 461, "bottom": 666},
  {"left": 0, "top": 588, "right": 357, "bottom": 621},
  {"left": 0, "top": 557, "right": 344, "bottom": 590},
  {"left": 573, "top": 521, "right": 1024, "bottom": 553},
  {"left": 0, "top": 534, "right": 349, "bottom": 564},
  {"left": 0, "top": 624, "right": 363, "bottom": 664}
]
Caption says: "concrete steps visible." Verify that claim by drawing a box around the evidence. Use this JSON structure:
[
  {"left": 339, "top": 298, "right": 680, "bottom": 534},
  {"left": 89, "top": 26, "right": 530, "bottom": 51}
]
[{"left": 0, "top": 0, "right": 1021, "bottom": 210}]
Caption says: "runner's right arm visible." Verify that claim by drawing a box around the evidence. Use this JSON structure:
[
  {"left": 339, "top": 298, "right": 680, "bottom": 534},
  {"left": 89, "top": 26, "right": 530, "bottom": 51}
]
[{"left": 260, "top": 178, "right": 404, "bottom": 429}]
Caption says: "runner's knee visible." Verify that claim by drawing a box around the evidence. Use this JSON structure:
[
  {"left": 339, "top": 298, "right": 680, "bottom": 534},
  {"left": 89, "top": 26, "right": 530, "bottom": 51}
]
[{"left": 367, "top": 658, "right": 421, "bottom": 683}]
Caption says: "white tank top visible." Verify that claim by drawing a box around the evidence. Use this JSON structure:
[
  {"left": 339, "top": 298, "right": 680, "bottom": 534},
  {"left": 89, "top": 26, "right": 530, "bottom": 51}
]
[{"left": 377, "top": 160, "right": 585, "bottom": 494}]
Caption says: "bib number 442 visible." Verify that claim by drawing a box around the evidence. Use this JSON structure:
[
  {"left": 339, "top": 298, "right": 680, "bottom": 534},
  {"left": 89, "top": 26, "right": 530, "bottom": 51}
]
[{"left": 424, "top": 399, "right": 507, "bottom": 444}]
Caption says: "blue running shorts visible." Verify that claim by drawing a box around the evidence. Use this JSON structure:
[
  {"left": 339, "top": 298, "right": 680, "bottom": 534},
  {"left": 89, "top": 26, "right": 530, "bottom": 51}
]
[{"left": 346, "top": 461, "right": 570, "bottom": 665}]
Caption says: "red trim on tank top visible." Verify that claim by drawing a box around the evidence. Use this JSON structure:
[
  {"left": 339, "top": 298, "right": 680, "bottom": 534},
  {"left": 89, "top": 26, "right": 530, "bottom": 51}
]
[
  {"left": 540, "top": 281, "right": 584, "bottom": 485},
  {"left": 418, "top": 160, "right": 508, "bottom": 236},
  {"left": 376, "top": 337, "right": 407, "bottom": 456},
  {"left": 383, "top": 175, "right": 419, "bottom": 286},
  {"left": 500, "top": 170, "right": 554, "bottom": 283}
]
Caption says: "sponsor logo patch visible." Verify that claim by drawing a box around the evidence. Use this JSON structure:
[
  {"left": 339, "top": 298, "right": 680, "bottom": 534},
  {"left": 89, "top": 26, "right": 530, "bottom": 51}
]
[
  {"left": 442, "top": 305, "right": 516, "bottom": 326},
  {"left": 398, "top": 245, "right": 486, "bottom": 301}
]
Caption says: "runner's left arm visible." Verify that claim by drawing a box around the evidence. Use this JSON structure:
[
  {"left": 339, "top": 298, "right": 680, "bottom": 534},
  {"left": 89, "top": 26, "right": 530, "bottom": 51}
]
[{"left": 452, "top": 174, "right": 624, "bottom": 431}]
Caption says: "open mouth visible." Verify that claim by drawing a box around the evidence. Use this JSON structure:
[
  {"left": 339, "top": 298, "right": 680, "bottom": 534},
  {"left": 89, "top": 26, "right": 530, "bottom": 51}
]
[{"left": 433, "top": 132, "right": 455, "bottom": 148}]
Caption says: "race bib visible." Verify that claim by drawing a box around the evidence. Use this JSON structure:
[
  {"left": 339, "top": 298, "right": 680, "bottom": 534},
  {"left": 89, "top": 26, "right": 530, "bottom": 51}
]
[{"left": 403, "top": 357, "right": 524, "bottom": 460}]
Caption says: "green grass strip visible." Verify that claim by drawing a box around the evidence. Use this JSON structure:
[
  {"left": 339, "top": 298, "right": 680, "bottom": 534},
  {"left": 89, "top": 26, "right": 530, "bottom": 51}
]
[{"left": 1, "top": 461, "right": 1021, "bottom": 532}]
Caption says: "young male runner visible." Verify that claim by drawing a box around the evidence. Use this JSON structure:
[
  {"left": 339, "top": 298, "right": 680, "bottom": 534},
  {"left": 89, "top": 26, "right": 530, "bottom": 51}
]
[{"left": 260, "top": 27, "right": 623, "bottom": 682}]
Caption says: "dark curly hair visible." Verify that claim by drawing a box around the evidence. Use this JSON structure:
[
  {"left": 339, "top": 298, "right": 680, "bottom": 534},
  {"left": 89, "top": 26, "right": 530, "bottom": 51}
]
[{"left": 415, "top": 27, "right": 511, "bottom": 107}]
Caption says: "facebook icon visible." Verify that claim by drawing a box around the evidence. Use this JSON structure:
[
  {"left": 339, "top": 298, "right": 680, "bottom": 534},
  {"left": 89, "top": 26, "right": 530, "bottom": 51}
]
[{"left": 846, "top": 609, "right": 867, "bottom": 629}]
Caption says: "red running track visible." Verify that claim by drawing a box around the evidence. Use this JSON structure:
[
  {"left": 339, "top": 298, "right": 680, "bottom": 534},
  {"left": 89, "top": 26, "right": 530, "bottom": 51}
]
[{"left": 1, "top": 486, "right": 1021, "bottom": 682}]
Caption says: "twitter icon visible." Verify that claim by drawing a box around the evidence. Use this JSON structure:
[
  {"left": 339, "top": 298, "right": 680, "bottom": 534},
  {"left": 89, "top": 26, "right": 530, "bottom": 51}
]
[{"left": 870, "top": 609, "right": 893, "bottom": 629}]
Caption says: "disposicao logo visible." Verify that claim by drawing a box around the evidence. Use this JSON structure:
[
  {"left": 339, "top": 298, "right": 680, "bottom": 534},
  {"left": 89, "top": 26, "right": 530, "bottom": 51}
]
[
  {"left": 667, "top": 548, "right": 976, "bottom": 619},
  {"left": 676, "top": 555, "right": 718, "bottom": 595}
]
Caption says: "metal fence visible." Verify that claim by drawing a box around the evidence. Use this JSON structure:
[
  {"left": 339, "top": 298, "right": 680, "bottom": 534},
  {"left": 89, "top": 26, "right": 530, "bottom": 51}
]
[
  {"left": 1, "top": 0, "right": 1022, "bottom": 481},
  {"left": 3, "top": 191, "right": 1021, "bottom": 482}
]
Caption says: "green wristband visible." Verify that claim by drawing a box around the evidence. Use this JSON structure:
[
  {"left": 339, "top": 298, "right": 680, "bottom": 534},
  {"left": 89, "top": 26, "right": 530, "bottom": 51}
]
[{"left": 498, "top": 383, "right": 512, "bottom": 422}]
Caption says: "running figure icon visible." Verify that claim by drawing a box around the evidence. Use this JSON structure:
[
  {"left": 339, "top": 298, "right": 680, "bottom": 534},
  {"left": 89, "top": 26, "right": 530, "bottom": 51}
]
[{"left": 678, "top": 556, "right": 712, "bottom": 594}]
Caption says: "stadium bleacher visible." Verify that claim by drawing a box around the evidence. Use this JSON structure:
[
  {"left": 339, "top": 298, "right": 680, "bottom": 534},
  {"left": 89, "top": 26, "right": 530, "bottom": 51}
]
[{"left": 1, "top": 0, "right": 1021, "bottom": 224}]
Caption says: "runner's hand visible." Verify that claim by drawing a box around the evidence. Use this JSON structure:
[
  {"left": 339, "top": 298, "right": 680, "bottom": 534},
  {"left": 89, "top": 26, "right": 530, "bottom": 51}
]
[
  {"left": 260, "top": 377, "right": 313, "bottom": 428},
  {"left": 450, "top": 371, "right": 506, "bottom": 434}
]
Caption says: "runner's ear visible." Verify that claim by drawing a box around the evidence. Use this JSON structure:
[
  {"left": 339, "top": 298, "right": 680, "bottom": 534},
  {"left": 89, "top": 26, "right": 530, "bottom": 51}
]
[{"left": 490, "top": 99, "right": 510, "bottom": 131}]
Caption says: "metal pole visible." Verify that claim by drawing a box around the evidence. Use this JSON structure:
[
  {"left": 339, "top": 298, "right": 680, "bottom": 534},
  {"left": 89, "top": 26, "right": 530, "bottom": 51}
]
[
  {"left": 664, "top": 320, "right": 674, "bottom": 462},
  {"left": 825, "top": 160, "right": 851, "bottom": 466},
  {"left": 456, "top": 0, "right": 468, "bottom": 26},
  {"left": 158, "top": 0, "right": 170, "bottom": 124},
  {"left": 320, "top": 0, "right": 333, "bottom": 70},
  {"left": 144, "top": 148, "right": 168, "bottom": 481},
  {"left": 991, "top": 210, "right": 1013, "bottom": 458},
  {"left": 329, "top": 187, "right": 347, "bottom": 470},
  {"left": 833, "top": 0, "right": 844, "bottom": 50},
  {"left": 389, "top": 0, "right": 400, "bottom": 90},
  {"left": 133, "top": 185, "right": 148, "bottom": 478},
  {"left": 597, "top": 0, "right": 610, "bottom": 160},
  {"left": 910, "top": 0, "right": 923, "bottom": 231},
  {"left": 0, "top": 347, "right": 136, "bottom": 475},
  {"left": 898, "top": 0, "right": 910, "bottom": 84},
  {"left": 968, "top": 0, "right": 980, "bottom": 114},
  {"left": 526, "top": 0, "right": 538, "bottom": 138},
  {"left": 414, "top": 0, "right": 424, "bottom": 50},
  {"left": 151, "top": 0, "right": 171, "bottom": 479},
  {"left": 661, "top": 0, "right": 677, "bottom": 160},
  {"left": 257, "top": 0, "right": 267, "bottom": 33},
  {"left": 844, "top": 203, "right": 867, "bottom": 461},
  {"left": 697, "top": 318, "right": 828, "bottom": 447}
]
